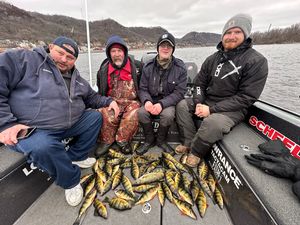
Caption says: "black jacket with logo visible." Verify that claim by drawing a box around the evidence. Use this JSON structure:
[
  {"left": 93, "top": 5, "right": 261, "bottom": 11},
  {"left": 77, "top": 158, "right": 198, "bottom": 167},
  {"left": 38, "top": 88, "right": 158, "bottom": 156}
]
[
  {"left": 139, "top": 56, "right": 187, "bottom": 109},
  {"left": 193, "top": 38, "right": 268, "bottom": 116}
]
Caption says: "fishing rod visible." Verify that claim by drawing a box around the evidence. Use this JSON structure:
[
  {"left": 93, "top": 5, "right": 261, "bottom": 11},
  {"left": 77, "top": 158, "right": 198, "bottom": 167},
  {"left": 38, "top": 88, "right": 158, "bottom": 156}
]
[{"left": 84, "top": 0, "right": 93, "bottom": 86}]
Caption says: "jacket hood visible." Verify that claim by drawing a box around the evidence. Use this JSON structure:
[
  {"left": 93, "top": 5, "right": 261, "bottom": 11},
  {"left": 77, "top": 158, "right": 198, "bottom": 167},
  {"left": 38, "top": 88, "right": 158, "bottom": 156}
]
[
  {"left": 32, "top": 46, "right": 53, "bottom": 75},
  {"left": 105, "top": 35, "right": 128, "bottom": 69},
  {"left": 33, "top": 46, "right": 49, "bottom": 58}
]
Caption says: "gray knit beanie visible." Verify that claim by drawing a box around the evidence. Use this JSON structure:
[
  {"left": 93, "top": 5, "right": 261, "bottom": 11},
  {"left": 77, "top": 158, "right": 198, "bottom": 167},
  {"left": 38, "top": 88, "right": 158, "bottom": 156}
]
[{"left": 222, "top": 13, "right": 252, "bottom": 39}]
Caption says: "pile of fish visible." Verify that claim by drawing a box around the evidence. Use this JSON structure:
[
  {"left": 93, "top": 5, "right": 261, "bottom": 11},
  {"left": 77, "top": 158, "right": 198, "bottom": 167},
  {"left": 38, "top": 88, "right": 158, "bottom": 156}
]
[{"left": 73, "top": 147, "right": 224, "bottom": 225}]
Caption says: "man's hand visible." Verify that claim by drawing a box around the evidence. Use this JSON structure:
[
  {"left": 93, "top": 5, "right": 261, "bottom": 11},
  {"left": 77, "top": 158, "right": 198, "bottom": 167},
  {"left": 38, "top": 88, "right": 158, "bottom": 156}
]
[
  {"left": 194, "top": 104, "right": 210, "bottom": 118},
  {"left": 0, "top": 124, "right": 29, "bottom": 146},
  {"left": 107, "top": 100, "right": 120, "bottom": 119},
  {"left": 144, "top": 101, "right": 154, "bottom": 112},
  {"left": 150, "top": 103, "right": 162, "bottom": 115},
  {"left": 194, "top": 103, "right": 202, "bottom": 116}
]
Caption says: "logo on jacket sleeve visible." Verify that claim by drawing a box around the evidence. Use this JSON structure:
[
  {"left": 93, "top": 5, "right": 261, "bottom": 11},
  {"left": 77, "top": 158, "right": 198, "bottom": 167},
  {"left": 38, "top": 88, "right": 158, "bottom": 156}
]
[{"left": 196, "top": 87, "right": 201, "bottom": 95}]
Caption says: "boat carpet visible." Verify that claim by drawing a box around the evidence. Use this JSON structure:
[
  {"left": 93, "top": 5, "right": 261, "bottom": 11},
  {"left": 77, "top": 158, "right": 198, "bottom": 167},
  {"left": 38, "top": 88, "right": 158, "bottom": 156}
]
[{"left": 221, "top": 123, "right": 300, "bottom": 225}]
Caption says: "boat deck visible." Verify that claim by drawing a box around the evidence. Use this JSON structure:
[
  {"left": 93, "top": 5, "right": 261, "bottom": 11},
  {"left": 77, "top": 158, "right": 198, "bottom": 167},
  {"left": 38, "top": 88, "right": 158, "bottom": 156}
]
[
  {"left": 1, "top": 102, "right": 299, "bottom": 225},
  {"left": 12, "top": 147, "right": 232, "bottom": 225},
  {"left": 13, "top": 177, "right": 232, "bottom": 225},
  {"left": 222, "top": 123, "right": 300, "bottom": 225}
]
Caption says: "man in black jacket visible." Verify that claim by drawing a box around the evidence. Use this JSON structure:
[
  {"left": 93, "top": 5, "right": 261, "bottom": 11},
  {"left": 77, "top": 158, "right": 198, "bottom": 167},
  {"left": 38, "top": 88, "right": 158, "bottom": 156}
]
[
  {"left": 176, "top": 14, "right": 268, "bottom": 167},
  {"left": 136, "top": 32, "right": 187, "bottom": 155},
  {"left": 95, "top": 35, "right": 141, "bottom": 156}
]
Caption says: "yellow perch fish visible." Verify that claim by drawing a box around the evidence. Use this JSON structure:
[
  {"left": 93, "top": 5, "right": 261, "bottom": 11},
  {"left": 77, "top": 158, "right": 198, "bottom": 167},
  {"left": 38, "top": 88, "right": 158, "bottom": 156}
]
[
  {"left": 135, "top": 185, "right": 158, "bottom": 205},
  {"left": 173, "top": 197, "right": 197, "bottom": 220},
  {"left": 104, "top": 196, "right": 132, "bottom": 211},
  {"left": 94, "top": 198, "right": 108, "bottom": 219},
  {"left": 132, "top": 184, "right": 157, "bottom": 193},
  {"left": 134, "top": 171, "right": 164, "bottom": 185},
  {"left": 214, "top": 186, "right": 224, "bottom": 209},
  {"left": 122, "top": 175, "right": 135, "bottom": 197},
  {"left": 195, "top": 189, "right": 207, "bottom": 218},
  {"left": 157, "top": 183, "right": 165, "bottom": 206},
  {"left": 73, "top": 188, "right": 97, "bottom": 225},
  {"left": 115, "top": 189, "right": 136, "bottom": 202}
]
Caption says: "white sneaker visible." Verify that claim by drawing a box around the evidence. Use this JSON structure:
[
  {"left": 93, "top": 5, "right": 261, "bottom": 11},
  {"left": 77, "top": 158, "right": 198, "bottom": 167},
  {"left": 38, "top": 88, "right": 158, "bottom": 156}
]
[
  {"left": 65, "top": 183, "right": 83, "bottom": 206},
  {"left": 72, "top": 157, "right": 96, "bottom": 168}
]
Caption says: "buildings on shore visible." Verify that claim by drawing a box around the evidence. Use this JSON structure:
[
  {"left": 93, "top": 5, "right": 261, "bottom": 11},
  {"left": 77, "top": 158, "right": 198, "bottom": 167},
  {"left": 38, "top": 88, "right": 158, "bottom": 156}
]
[{"left": 0, "top": 39, "right": 159, "bottom": 53}]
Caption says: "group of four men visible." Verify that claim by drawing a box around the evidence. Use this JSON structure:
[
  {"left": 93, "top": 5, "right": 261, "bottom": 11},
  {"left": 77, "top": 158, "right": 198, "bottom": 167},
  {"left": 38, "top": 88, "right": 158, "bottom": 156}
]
[{"left": 0, "top": 13, "right": 268, "bottom": 206}]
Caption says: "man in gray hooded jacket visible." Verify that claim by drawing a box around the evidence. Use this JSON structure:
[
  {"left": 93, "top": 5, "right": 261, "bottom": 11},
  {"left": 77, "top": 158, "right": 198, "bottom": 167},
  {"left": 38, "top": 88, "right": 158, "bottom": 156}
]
[{"left": 0, "top": 36, "right": 119, "bottom": 206}]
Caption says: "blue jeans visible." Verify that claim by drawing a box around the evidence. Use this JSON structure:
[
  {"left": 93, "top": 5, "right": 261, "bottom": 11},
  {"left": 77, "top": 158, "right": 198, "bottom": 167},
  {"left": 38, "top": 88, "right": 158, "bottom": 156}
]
[{"left": 9, "top": 110, "right": 102, "bottom": 189}]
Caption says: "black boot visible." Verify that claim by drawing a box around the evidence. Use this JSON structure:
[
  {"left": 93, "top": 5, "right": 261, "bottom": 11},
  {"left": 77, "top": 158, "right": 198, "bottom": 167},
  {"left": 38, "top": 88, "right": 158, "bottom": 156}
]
[
  {"left": 136, "top": 123, "right": 155, "bottom": 155},
  {"left": 156, "top": 125, "right": 174, "bottom": 154},
  {"left": 117, "top": 141, "right": 133, "bottom": 155},
  {"left": 95, "top": 142, "right": 112, "bottom": 157}
]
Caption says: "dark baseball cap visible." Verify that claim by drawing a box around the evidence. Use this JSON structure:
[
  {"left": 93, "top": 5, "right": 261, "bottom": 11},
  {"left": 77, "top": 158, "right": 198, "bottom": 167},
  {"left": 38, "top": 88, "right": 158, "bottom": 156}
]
[{"left": 52, "top": 36, "right": 79, "bottom": 58}]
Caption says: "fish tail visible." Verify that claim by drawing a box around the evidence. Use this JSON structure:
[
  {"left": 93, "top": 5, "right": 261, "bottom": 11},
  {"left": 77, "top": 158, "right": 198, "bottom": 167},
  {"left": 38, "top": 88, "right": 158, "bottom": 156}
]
[
  {"left": 72, "top": 216, "right": 81, "bottom": 225},
  {"left": 103, "top": 196, "right": 109, "bottom": 203},
  {"left": 94, "top": 208, "right": 99, "bottom": 217}
]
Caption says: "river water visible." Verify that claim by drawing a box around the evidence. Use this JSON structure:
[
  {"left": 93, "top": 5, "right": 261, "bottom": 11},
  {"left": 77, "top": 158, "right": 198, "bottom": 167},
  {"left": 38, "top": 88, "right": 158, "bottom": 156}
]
[{"left": 76, "top": 43, "right": 300, "bottom": 114}]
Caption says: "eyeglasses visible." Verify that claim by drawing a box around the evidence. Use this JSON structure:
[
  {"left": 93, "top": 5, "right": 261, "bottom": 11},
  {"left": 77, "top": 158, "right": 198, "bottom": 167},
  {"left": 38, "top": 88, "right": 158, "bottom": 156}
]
[{"left": 159, "top": 42, "right": 173, "bottom": 49}]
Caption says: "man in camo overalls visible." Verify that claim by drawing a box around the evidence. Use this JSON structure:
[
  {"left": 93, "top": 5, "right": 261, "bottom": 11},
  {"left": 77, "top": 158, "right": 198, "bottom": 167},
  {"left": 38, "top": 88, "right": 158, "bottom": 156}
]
[{"left": 95, "top": 35, "right": 142, "bottom": 156}]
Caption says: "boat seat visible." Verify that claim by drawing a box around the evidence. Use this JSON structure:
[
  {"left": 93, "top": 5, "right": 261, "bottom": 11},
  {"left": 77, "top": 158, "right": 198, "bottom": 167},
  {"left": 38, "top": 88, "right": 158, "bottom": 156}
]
[
  {"left": 220, "top": 123, "right": 299, "bottom": 225},
  {"left": 0, "top": 144, "right": 26, "bottom": 180},
  {"left": 0, "top": 144, "right": 53, "bottom": 225}
]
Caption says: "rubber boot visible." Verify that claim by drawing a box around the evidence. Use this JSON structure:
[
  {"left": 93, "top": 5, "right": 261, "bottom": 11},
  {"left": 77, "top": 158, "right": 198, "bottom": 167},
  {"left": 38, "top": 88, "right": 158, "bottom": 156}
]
[
  {"left": 95, "top": 142, "right": 112, "bottom": 157},
  {"left": 190, "top": 136, "right": 212, "bottom": 158},
  {"left": 156, "top": 125, "right": 174, "bottom": 154},
  {"left": 136, "top": 123, "right": 155, "bottom": 155},
  {"left": 117, "top": 141, "right": 133, "bottom": 155}
]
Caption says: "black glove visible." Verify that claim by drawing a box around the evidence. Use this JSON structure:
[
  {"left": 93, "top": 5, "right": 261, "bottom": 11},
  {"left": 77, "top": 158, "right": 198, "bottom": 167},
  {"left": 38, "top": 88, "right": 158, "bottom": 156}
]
[
  {"left": 248, "top": 140, "right": 300, "bottom": 201},
  {"left": 245, "top": 153, "right": 300, "bottom": 182},
  {"left": 258, "top": 140, "right": 290, "bottom": 157},
  {"left": 292, "top": 181, "right": 300, "bottom": 201}
]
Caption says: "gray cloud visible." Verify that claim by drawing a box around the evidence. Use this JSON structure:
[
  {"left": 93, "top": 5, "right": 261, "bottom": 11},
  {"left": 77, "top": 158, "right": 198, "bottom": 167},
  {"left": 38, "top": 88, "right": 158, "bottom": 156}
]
[{"left": 6, "top": 0, "right": 300, "bottom": 37}]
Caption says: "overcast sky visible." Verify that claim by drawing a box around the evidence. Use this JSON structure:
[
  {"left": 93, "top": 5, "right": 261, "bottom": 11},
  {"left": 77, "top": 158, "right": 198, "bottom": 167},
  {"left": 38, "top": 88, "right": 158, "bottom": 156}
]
[{"left": 6, "top": 0, "right": 300, "bottom": 38}]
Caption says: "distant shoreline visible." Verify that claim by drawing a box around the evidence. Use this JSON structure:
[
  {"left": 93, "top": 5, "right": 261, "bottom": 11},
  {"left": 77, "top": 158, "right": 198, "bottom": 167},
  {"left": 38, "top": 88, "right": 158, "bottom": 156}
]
[{"left": 1, "top": 42, "right": 300, "bottom": 54}]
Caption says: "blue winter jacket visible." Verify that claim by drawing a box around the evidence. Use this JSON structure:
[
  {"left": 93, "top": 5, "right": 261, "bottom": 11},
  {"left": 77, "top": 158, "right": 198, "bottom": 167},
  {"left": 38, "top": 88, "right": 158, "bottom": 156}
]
[{"left": 0, "top": 47, "right": 112, "bottom": 132}]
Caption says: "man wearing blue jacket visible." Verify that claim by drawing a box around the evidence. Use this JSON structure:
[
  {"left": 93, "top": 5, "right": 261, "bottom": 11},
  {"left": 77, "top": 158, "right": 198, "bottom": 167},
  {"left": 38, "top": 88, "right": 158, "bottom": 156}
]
[{"left": 0, "top": 36, "right": 119, "bottom": 206}]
